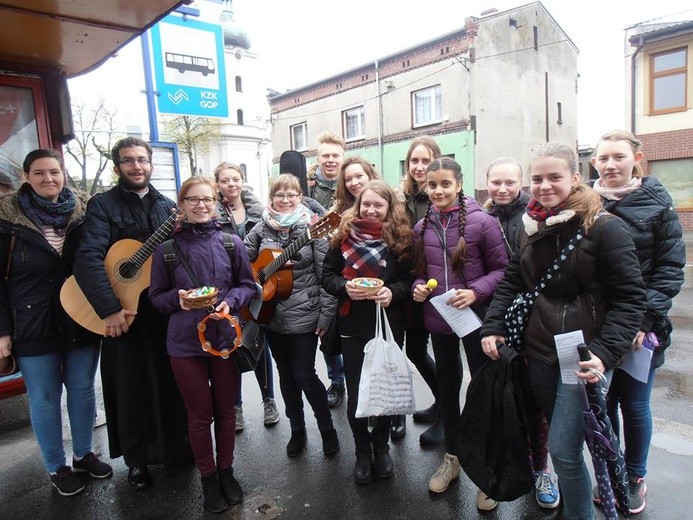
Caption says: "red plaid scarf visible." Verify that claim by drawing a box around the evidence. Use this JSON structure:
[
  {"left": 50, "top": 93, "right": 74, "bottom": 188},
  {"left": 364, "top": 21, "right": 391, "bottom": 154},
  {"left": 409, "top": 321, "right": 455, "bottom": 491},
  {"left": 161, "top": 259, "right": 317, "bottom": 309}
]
[
  {"left": 525, "top": 198, "right": 567, "bottom": 222},
  {"left": 339, "top": 218, "right": 387, "bottom": 315}
]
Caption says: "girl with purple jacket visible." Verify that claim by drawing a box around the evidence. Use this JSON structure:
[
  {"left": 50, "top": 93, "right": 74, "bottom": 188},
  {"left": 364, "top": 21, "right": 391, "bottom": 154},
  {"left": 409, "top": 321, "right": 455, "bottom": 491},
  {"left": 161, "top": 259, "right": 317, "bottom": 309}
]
[
  {"left": 149, "top": 177, "right": 257, "bottom": 513},
  {"left": 411, "top": 157, "right": 508, "bottom": 498}
]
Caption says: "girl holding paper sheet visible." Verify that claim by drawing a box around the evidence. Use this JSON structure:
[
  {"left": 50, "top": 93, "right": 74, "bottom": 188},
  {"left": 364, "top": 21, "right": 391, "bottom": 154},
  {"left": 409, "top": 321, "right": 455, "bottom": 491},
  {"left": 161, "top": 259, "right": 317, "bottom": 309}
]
[
  {"left": 480, "top": 142, "right": 646, "bottom": 520},
  {"left": 591, "top": 130, "right": 685, "bottom": 514},
  {"left": 322, "top": 180, "right": 413, "bottom": 485},
  {"left": 410, "top": 157, "right": 508, "bottom": 497}
]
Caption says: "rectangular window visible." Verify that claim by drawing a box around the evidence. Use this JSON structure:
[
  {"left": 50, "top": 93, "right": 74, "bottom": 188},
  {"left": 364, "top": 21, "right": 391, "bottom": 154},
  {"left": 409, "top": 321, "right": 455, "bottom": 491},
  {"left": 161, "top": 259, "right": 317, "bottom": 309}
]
[
  {"left": 412, "top": 85, "right": 442, "bottom": 127},
  {"left": 342, "top": 106, "right": 365, "bottom": 141},
  {"left": 649, "top": 158, "right": 693, "bottom": 209},
  {"left": 650, "top": 47, "right": 687, "bottom": 114},
  {"left": 290, "top": 122, "right": 307, "bottom": 151}
]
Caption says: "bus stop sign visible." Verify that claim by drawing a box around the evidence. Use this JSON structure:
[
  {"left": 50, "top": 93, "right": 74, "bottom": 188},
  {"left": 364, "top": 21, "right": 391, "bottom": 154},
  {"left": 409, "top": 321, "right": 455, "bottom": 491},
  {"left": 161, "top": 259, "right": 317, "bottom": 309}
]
[{"left": 150, "top": 15, "right": 228, "bottom": 118}]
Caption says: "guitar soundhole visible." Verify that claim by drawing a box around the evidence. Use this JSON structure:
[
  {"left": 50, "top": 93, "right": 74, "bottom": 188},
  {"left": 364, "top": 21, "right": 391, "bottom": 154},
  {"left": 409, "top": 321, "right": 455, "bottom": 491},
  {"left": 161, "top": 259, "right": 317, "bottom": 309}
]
[{"left": 117, "top": 261, "right": 140, "bottom": 281}]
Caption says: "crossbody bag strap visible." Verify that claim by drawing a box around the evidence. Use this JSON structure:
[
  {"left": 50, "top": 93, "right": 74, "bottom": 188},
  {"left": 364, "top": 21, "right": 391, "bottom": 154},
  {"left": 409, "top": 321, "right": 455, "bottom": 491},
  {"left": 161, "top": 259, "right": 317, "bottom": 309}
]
[{"left": 525, "top": 227, "right": 584, "bottom": 305}]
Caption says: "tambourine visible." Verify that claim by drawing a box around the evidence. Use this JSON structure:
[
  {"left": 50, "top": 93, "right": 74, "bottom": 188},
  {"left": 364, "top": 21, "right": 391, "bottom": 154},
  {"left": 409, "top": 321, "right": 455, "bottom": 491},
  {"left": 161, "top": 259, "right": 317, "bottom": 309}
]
[{"left": 197, "top": 312, "right": 243, "bottom": 359}]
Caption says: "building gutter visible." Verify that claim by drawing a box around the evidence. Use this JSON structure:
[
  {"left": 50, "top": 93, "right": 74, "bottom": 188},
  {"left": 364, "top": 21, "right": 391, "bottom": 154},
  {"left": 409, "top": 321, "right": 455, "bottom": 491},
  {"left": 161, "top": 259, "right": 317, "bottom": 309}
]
[{"left": 630, "top": 37, "right": 644, "bottom": 134}]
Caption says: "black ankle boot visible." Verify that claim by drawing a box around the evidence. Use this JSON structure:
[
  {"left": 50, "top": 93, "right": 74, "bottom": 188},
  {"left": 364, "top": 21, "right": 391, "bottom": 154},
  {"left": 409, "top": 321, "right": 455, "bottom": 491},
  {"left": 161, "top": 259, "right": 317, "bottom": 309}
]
[
  {"left": 321, "top": 428, "right": 340, "bottom": 456},
  {"left": 374, "top": 450, "right": 394, "bottom": 479},
  {"left": 413, "top": 402, "right": 439, "bottom": 424},
  {"left": 419, "top": 410, "right": 444, "bottom": 446},
  {"left": 286, "top": 428, "right": 307, "bottom": 457},
  {"left": 390, "top": 415, "right": 406, "bottom": 440},
  {"left": 201, "top": 473, "right": 228, "bottom": 513},
  {"left": 217, "top": 467, "right": 243, "bottom": 506},
  {"left": 354, "top": 452, "right": 373, "bottom": 485}
]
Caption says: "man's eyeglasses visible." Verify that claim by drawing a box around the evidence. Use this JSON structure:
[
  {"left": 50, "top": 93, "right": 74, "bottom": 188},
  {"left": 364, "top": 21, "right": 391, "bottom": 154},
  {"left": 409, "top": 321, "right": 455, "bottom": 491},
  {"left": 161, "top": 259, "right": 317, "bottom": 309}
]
[
  {"left": 273, "top": 193, "right": 299, "bottom": 201},
  {"left": 119, "top": 157, "right": 150, "bottom": 166},
  {"left": 183, "top": 196, "right": 216, "bottom": 206}
]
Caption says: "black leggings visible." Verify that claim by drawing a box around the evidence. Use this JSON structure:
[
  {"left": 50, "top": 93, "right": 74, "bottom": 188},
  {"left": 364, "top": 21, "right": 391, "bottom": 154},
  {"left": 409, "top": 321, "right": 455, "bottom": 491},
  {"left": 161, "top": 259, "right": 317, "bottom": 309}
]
[
  {"left": 405, "top": 302, "right": 440, "bottom": 402},
  {"left": 430, "top": 328, "right": 486, "bottom": 455}
]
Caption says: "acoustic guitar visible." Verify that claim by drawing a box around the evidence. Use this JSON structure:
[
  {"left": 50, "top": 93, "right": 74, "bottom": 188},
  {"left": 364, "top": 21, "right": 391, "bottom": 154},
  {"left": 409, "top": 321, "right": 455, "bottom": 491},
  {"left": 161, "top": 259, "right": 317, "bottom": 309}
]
[
  {"left": 246, "top": 211, "right": 341, "bottom": 323},
  {"left": 60, "top": 209, "right": 182, "bottom": 336}
]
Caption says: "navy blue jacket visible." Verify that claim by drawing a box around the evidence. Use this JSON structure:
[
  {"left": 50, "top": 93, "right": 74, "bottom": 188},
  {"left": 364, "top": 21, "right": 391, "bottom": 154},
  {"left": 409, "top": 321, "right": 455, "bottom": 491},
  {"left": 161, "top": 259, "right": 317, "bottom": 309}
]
[
  {"left": 600, "top": 176, "right": 685, "bottom": 368},
  {"left": 0, "top": 185, "right": 97, "bottom": 355}
]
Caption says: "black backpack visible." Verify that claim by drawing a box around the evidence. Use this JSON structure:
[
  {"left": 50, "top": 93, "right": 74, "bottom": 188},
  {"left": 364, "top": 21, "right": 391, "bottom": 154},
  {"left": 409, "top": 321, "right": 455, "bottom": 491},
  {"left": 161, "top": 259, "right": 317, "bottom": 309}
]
[{"left": 456, "top": 344, "right": 534, "bottom": 502}]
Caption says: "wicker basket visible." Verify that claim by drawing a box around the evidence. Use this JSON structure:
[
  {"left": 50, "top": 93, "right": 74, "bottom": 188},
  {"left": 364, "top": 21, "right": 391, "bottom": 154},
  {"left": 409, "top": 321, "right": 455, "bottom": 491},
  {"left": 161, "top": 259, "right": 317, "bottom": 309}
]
[
  {"left": 352, "top": 277, "right": 384, "bottom": 295},
  {"left": 181, "top": 287, "right": 218, "bottom": 309}
]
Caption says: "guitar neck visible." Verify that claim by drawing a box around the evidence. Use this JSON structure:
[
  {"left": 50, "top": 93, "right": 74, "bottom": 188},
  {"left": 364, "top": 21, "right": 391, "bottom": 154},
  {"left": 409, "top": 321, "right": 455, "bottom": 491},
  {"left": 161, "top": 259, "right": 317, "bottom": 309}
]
[
  {"left": 129, "top": 210, "right": 180, "bottom": 268},
  {"left": 259, "top": 230, "right": 311, "bottom": 285}
]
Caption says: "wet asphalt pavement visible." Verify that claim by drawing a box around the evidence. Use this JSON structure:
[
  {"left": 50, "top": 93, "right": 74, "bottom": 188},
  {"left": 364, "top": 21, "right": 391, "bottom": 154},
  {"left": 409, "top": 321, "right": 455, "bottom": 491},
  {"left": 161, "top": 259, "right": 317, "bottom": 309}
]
[{"left": 1, "top": 254, "right": 692, "bottom": 519}]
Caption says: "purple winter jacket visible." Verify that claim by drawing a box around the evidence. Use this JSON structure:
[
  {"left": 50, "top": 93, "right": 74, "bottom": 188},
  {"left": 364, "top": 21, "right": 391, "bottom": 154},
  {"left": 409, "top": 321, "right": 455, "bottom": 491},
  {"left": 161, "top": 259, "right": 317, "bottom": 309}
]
[
  {"left": 149, "top": 220, "right": 257, "bottom": 357},
  {"left": 412, "top": 198, "right": 509, "bottom": 334}
]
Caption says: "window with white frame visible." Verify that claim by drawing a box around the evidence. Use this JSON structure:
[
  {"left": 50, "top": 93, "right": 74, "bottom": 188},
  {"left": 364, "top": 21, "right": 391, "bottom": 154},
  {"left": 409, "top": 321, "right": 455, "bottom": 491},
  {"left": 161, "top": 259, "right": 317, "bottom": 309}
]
[
  {"left": 343, "top": 106, "right": 365, "bottom": 141},
  {"left": 650, "top": 47, "right": 688, "bottom": 114},
  {"left": 290, "top": 122, "right": 308, "bottom": 151},
  {"left": 412, "top": 85, "right": 442, "bottom": 127}
]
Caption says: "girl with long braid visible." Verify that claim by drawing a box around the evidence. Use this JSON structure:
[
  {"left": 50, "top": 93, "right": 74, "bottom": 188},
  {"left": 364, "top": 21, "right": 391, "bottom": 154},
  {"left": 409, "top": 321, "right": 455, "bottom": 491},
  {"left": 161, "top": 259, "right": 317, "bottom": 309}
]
[{"left": 411, "top": 157, "right": 508, "bottom": 501}]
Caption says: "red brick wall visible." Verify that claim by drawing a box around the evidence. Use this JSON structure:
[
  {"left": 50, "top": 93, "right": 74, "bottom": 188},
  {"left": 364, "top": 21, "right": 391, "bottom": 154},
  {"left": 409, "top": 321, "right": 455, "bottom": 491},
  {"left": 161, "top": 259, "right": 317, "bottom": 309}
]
[{"left": 638, "top": 128, "right": 693, "bottom": 231}]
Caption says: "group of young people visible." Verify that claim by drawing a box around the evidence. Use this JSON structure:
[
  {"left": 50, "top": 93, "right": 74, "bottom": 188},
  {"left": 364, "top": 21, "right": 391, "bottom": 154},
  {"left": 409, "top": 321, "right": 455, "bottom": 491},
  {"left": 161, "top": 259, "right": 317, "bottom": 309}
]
[{"left": 0, "top": 129, "right": 684, "bottom": 519}]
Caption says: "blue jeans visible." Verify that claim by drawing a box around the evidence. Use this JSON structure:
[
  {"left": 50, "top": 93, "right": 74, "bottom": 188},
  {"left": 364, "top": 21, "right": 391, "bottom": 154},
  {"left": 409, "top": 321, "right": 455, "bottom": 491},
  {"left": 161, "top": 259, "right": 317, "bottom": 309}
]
[
  {"left": 606, "top": 367, "right": 656, "bottom": 478},
  {"left": 527, "top": 357, "right": 597, "bottom": 520},
  {"left": 323, "top": 352, "right": 344, "bottom": 386},
  {"left": 17, "top": 345, "right": 100, "bottom": 474},
  {"left": 235, "top": 340, "right": 275, "bottom": 405}
]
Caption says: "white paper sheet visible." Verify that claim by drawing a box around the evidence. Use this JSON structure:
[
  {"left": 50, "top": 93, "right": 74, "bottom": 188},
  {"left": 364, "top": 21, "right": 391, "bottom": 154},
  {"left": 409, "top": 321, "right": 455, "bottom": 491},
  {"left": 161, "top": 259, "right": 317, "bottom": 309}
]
[
  {"left": 429, "top": 289, "right": 482, "bottom": 338},
  {"left": 554, "top": 330, "right": 585, "bottom": 385},
  {"left": 618, "top": 344, "right": 653, "bottom": 384}
]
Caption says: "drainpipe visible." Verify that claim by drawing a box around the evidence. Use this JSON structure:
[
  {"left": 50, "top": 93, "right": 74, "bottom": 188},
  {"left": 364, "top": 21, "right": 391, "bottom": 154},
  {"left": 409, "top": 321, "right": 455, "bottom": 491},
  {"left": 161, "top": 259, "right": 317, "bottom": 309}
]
[
  {"left": 630, "top": 37, "right": 644, "bottom": 134},
  {"left": 375, "top": 60, "right": 384, "bottom": 172}
]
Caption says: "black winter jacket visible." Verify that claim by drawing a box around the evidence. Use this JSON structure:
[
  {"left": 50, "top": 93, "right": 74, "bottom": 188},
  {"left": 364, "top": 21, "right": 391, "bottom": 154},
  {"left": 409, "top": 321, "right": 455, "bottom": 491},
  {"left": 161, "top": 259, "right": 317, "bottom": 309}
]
[
  {"left": 0, "top": 185, "right": 97, "bottom": 356},
  {"left": 486, "top": 191, "right": 531, "bottom": 255},
  {"left": 321, "top": 244, "right": 414, "bottom": 338},
  {"left": 481, "top": 210, "right": 646, "bottom": 369},
  {"left": 600, "top": 176, "right": 685, "bottom": 368},
  {"left": 73, "top": 183, "right": 176, "bottom": 319}
]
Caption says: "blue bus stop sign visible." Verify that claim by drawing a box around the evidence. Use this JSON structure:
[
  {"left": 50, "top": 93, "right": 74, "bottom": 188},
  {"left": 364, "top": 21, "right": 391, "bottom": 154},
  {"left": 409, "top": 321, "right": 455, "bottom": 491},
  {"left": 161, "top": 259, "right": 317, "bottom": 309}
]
[{"left": 150, "top": 15, "right": 228, "bottom": 117}]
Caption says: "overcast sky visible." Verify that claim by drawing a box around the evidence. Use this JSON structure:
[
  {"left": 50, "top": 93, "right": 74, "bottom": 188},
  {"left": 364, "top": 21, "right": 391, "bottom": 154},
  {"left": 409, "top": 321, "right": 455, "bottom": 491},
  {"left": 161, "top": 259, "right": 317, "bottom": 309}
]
[{"left": 69, "top": 0, "right": 693, "bottom": 146}]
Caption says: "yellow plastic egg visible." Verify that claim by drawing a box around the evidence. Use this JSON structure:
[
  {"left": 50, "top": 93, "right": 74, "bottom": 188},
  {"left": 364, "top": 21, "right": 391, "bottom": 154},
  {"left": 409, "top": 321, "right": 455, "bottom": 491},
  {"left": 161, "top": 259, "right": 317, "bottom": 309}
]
[{"left": 426, "top": 279, "right": 438, "bottom": 290}]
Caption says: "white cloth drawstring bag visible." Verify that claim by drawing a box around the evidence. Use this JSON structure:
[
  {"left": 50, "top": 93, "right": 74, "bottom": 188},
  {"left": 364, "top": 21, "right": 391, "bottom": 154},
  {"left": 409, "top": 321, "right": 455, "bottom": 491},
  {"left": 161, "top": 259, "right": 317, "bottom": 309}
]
[{"left": 355, "top": 302, "right": 416, "bottom": 418}]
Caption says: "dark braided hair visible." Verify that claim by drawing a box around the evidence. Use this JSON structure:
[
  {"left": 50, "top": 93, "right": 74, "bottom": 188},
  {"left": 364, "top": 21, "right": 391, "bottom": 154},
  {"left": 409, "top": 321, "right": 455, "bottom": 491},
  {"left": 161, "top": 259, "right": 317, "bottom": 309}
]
[
  {"left": 413, "top": 157, "right": 468, "bottom": 273},
  {"left": 450, "top": 190, "right": 468, "bottom": 271}
]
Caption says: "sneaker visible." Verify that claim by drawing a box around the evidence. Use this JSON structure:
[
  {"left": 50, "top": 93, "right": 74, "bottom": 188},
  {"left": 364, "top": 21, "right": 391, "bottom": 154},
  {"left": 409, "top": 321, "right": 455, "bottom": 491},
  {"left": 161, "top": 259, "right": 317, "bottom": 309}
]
[
  {"left": 73, "top": 452, "right": 113, "bottom": 479},
  {"left": 534, "top": 470, "right": 560, "bottom": 509},
  {"left": 263, "top": 398, "right": 280, "bottom": 426},
  {"left": 50, "top": 466, "right": 85, "bottom": 496},
  {"left": 235, "top": 405, "right": 244, "bottom": 432},
  {"left": 628, "top": 476, "right": 647, "bottom": 514},
  {"left": 476, "top": 489, "right": 499, "bottom": 511},
  {"left": 428, "top": 453, "right": 461, "bottom": 493},
  {"left": 326, "top": 383, "right": 344, "bottom": 408}
]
